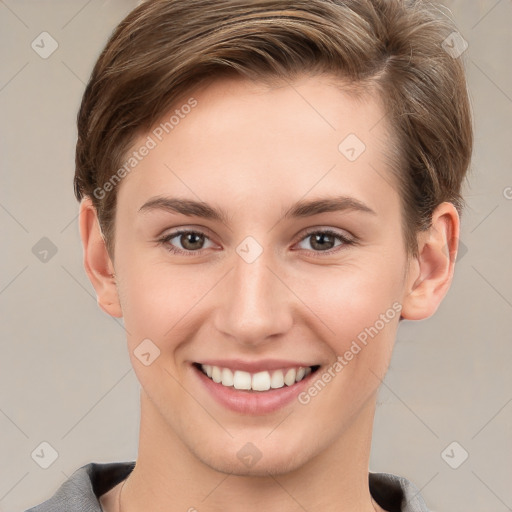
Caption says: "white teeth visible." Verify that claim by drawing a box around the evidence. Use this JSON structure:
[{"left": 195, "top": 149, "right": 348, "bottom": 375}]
[
  {"left": 252, "top": 371, "right": 271, "bottom": 391},
  {"left": 284, "top": 368, "right": 296, "bottom": 386},
  {"left": 200, "top": 364, "right": 313, "bottom": 391},
  {"left": 296, "top": 367, "right": 306, "bottom": 381},
  {"left": 211, "top": 366, "right": 222, "bottom": 383},
  {"left": 270, "top": 369, "right": 284, "bottom": 389},
  {"left": 221, "top": 368, "right": 234, "bottom": 387},
  {"left": 233, "top": 370, "right": 252, "bottom": 390}
]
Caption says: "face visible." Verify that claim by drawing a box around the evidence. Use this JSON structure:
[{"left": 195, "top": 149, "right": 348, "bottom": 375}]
[{"left": 110, "top": 74, "right": 414, "bottom": 475}]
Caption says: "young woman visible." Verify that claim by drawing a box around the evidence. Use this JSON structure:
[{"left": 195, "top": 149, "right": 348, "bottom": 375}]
[{"left": 27, "top": 0, "right": 472, "bottom": 511}]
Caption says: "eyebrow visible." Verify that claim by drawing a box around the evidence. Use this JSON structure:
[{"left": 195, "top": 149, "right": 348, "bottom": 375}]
[{"left": 138, "top": 195, "right": 377, "bottom": 224}]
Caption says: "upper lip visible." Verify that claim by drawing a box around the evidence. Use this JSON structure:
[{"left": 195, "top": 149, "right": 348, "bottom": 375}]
[{"left": 194, "top": 359, "right": 319, "bottom": 373}]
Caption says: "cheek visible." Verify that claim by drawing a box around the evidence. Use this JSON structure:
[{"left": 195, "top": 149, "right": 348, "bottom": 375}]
[
  {"left": 292, "top": 262, "right": 404, "bottom": 410},
  {"left": 116, "top": 262, "right": 196, "bottom": 405},
  {"left": 116, "top": 259, "right": 220, "bottom": 369},
  {"left": 293, "top": 260, "right": 402, "bottom": 342},
  {"left": 295, "top": 267, "right": 402, "bottom": 417}
]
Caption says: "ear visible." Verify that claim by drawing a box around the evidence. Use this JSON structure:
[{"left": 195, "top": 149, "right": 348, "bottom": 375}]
[
  {"left": 79, "top": 197, "right": 122, "bottom": 318},
  {"left": 401, "top": 202, "right": 460, "bottom": 321}
]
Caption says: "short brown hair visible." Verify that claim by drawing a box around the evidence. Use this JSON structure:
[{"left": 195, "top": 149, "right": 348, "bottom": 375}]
[{"left": 74, "top": 0, "right": 473, "bottom": 260}]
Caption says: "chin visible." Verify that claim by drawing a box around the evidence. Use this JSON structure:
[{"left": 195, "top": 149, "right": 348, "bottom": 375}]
[{"left": 193, "top": 441, "right": 314, "bottom": 477}]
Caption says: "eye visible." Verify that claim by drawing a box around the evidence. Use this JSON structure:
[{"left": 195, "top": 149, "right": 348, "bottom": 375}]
[
  {"left": 158, "top": 229, "right": 216, "bottom": 256},
  {"left": 157, "top": 227, "right": 356, "bottom": 257},
  {"left": 294, "top": 228, "right": 355, "bottom": 255}
]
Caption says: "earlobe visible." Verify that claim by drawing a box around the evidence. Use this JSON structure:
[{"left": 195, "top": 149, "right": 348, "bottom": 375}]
[
  {"left": 79, "top": 197, "right": 123, "bottom": 318},
  {"left": 401, "top": 202, "right": 460, "bottom": 321}
]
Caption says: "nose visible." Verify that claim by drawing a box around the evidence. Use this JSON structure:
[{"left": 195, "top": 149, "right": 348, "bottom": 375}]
[{"left": 213, "top": 246, "right": 293, "bottom": 347}]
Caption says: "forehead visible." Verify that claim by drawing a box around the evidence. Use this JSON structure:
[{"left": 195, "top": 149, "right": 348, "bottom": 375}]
[{"left": 115, "top": 74, "right": 399, "bottom": 221}]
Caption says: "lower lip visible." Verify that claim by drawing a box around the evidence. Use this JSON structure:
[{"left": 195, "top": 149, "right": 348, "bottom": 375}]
[{"left": 192, "top": 365, "right": 318, "bottom": 415}]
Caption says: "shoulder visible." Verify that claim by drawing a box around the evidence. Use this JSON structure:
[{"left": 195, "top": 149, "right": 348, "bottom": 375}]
[
  {"left": 25, "top": 461, "right": 135, "bottom": 512},
  {"left": 370, "top": 472, "right": 430, "bottom": 512}
]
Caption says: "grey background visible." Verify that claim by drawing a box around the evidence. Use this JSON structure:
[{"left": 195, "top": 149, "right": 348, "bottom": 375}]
[{"left": 1, "top": 1, "right": 511, "bottom": 511}]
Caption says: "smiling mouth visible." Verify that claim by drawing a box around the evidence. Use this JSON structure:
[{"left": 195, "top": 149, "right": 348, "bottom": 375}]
[{"left": 193, "top": 362, "right": 321, "bottom": 392}]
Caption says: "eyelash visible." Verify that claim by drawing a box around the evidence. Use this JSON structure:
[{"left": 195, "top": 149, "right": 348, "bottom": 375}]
[{"left": 157, "top": 228, "right": 356, "bottom": 257}]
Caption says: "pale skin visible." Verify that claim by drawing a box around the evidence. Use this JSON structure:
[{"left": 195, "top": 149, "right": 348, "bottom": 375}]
[{"left": 79, "top": 74, "right": 459, "bottom": 512}]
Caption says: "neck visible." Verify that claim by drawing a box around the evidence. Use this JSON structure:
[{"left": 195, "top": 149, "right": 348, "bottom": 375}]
[{"left": 121, "top": 390, "right": 380, "bottom": 512}]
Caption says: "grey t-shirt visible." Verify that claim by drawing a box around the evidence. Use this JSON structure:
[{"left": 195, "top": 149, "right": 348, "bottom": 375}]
[{"left": 25, "top": 461, "right": 430, "bottom": 512}]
